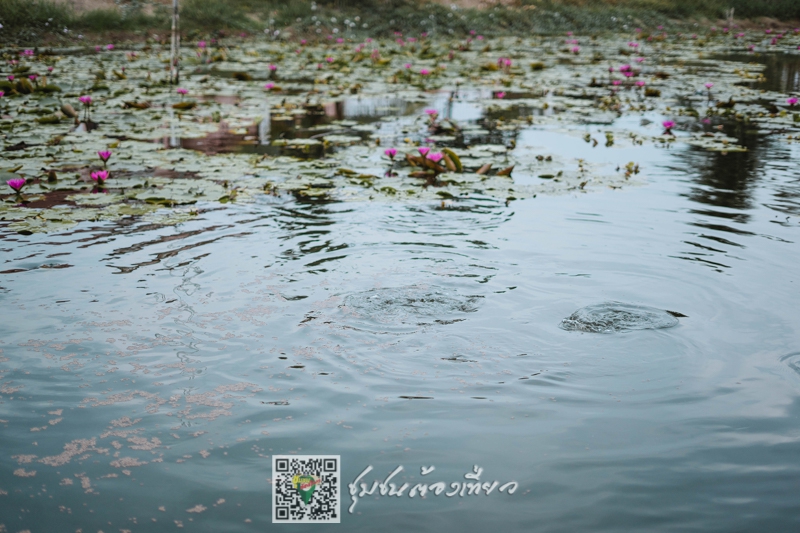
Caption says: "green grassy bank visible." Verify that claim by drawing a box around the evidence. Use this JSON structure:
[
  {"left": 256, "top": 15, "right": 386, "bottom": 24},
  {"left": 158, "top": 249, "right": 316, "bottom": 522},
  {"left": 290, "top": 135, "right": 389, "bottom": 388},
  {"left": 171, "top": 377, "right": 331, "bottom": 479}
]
[{"left": 1, "top": 0, "right": 799, "bottom": 45}]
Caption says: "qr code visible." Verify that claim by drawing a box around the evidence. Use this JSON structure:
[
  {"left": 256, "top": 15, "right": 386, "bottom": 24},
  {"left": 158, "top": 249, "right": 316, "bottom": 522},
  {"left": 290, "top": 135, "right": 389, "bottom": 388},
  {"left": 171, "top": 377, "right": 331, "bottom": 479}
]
[{"left": 272, "top": 455, "right": 341, "bottom": 523}]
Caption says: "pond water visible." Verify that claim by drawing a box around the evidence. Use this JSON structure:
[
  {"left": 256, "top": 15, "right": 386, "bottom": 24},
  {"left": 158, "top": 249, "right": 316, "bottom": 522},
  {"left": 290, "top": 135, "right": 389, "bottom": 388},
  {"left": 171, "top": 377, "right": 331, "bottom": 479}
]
[{"left": 2, "top": 37, "right": 800, "bottom": 532}]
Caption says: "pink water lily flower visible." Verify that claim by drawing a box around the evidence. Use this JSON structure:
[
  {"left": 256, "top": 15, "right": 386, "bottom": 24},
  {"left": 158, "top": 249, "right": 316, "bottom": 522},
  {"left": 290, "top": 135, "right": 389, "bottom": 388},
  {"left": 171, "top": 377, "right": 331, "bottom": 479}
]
[
  {"left": 635, "top": 80, "right": 646, "bottom": 87},
  {"left": 7, "top": 75, "right": 14, "bottom": 81},
  {"left": 98, "top": 150, "right": 112, "bottom": 165},
  {"left": 22, "top": 49, "right": 34, "bottom": 57},
  {"left": 496, "top": 91, "right": 506, "bottom": 98},
  {"left": 612, "top": 80, "right": 622, "bottom": 86},
  {"left": 325, "top": 57, "right": 334, "bottom": 63},
  {"left": 79, "top": 95, "right": 92, "bottom": 106},
  {"left": 7, "top": 178, "right": 25, "bottom": 193},
  {"left": 788, "top": 97, "right": 799, "bottom": 106},
  {"left": 419, "top": 69, "right": 430, "bottom": 75},
  {"left": 91, "top": 170, "right": 109, "bottom": 184},
  {"left": 0, "top": 91, "right": 4, "bottom": 98},
  {"left": 428, "top": 152, "right": 444, "bottom": 163},
  {"left": 269, "top": 64, "right": 277, "bottom": 71},
  {"left": 106, "top": 44, "right": 114, "bottom": 51},
  {"left": 197, "top": 41, "right": 207, "bottom": 49},
  {"left": 418, "top": 147, "right": 430, "bottom": 157},
  {"left": 704, "top": 82, "right": 714, "bottom": 89},
  {"left": 384, "top": 148, "right": 397, "bottom": 159},
  {"left": 662, "top": 120, "right": 676, "bottom": 134},
  {"left": 404, "top": 63, "right": 412, "bottom": 69},
  {"left": 425, "top": 108, "right": 438, "bottom": 117},
  {"left": 264, "top": 82, "right": 275, "bottom": 90},
  {"left": 176, "top": 88, "right": 188, "bottom": 95},
  {"left": 571, "top": 46, "right": 580, "bottom": 54}
]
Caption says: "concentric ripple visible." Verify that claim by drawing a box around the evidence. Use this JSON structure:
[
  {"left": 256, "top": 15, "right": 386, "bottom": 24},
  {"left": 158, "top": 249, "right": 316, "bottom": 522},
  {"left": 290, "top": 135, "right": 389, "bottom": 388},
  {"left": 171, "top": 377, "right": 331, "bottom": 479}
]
[
  {"left": 340, "top": 285, "right": 482, "bottom": 333},
  {"left": 560, "top": 302, "right": 684, "bottom": 333}
]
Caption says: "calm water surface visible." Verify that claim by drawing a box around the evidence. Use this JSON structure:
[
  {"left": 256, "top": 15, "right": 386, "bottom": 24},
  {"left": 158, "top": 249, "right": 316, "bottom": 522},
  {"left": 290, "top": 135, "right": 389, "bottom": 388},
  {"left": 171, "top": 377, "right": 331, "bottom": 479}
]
[{"left": 1, "top": 90, "right": 800, "bottom": 532}]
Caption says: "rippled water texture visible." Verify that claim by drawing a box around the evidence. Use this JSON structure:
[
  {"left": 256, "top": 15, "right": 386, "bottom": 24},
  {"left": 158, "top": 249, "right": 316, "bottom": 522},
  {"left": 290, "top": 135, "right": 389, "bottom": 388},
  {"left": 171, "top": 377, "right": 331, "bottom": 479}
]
[
  {"left": 2, "top": 42, "right": 800, "bottom": 533},
  {"left": 559, "top": 302, "right": 681, "bottom": 333}
]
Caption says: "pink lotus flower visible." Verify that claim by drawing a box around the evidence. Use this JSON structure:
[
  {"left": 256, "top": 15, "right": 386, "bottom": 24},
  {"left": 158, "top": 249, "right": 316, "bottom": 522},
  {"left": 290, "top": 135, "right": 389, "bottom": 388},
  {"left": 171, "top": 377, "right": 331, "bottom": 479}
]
[
  {"left": 0, "top": 91, "right": 4, "bottom": 98},
  {"left": 300, "top": 39, "right": 307, "bottom": 45},
  {"left": 704, "top": 82, "right": 714, "bottom": 89},
  {"left": 106, "top": 44, "right": 114, "bottom": 51},
  {"left": 7, "top": 178, "right": 25, "bottom": 193},
  {"left": 619, "top": 64, "right": 631, "bottom": 72},
  {"left": 269, "top": 64, "right": 277, "bottom": 71},
  {"left": 662, "top": 120, "right": 676, "bottom": 134},
  {"left": 47, "top": 66, "right": 54, "bottom": 72},
  {"left": 325, "top": 57, "right": 334, "bottom": 63},
  {"left": 336, "top": 38, "right": 344, "bottom": 43},
  {"left": 428, "top": 152, "right": 444, "bottom": 163},
  {"left": 419, "top": 69, "right": 430, "bottom": 75},
  {"left": 702, "top": 118, "right": 711, "bottom": 124},
  {"left": 7, "top": 75, "right": 14, "bottom": 81},
  {"left": 571, "top": 46, "right": 580, "bottom": 54},
  {"left": 418, "top": 147, "right": 430, "bottom": 157},
  {"left": 477, "top": 35, "right": 484, "bottom": 40},
  {"left": 425, "top": 108, "right": 438, "bottom": 116},
  {"left": 198, "top": 41, "right": 207, "bottom": 49},
  {"left": 79, "top": 95, "right": 92, "bottom": 106},
  {"left": 496, "top": 91, "right": 506, "bottom": 99},
  {"left": 91, "top": 170, "right": 109, "bottom": 184},
  {"left": 28, "top": 74, "right": 37, "bottom": 81},
  {"left": 384, "top": 148, "right": 397, "bottom": 159},
  {"left": 765, "top": 29, "right": 772, "bottom": 34},
  {"left": 404, "top": 63, "right": 412, "bottom": 69},
  {"left": 22, "top": 49, "right": 34, "bottom": 57},
  {"left": 176, "top": 88, "right": 188, "bottom": 95},
  {"left": 95, "top": 45, "right": 102, "bottom": 52},
  {"left": 623, "top": 71, "right": 633, "bottom": 78},
  {"left": 264, "top": 82, "right": 275, "bottom": 90},
  {"left": 612, "top": 80, "right": 622, "bottom": 86},
  {"left": 635, "top": 57, "right": 645, "bottom": 64},
  {"left": 635, "top": 80, "right": 646, "bottom": 87},
  {"left": 365, "top": 38, "right": 373, "bottom": 43},
  {"left": 98, "top": 150, "right": 112, "bottom": 165},
  {"left": 788, "top": 97, "right": 799, "bottom": 106}
]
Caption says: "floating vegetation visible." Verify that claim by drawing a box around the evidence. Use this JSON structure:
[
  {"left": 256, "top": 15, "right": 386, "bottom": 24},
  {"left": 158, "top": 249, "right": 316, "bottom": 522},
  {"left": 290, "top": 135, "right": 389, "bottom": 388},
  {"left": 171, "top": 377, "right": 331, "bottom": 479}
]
[{"left": 2, "top": 30, "right": 799, "bottom": 233}]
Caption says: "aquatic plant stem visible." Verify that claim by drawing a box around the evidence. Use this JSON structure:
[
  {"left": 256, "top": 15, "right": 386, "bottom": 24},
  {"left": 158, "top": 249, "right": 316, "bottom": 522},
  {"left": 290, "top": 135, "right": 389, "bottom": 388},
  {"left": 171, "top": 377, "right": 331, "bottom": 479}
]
[{"left": 170, "top": 0, "right": 180, "bottom": 85}]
